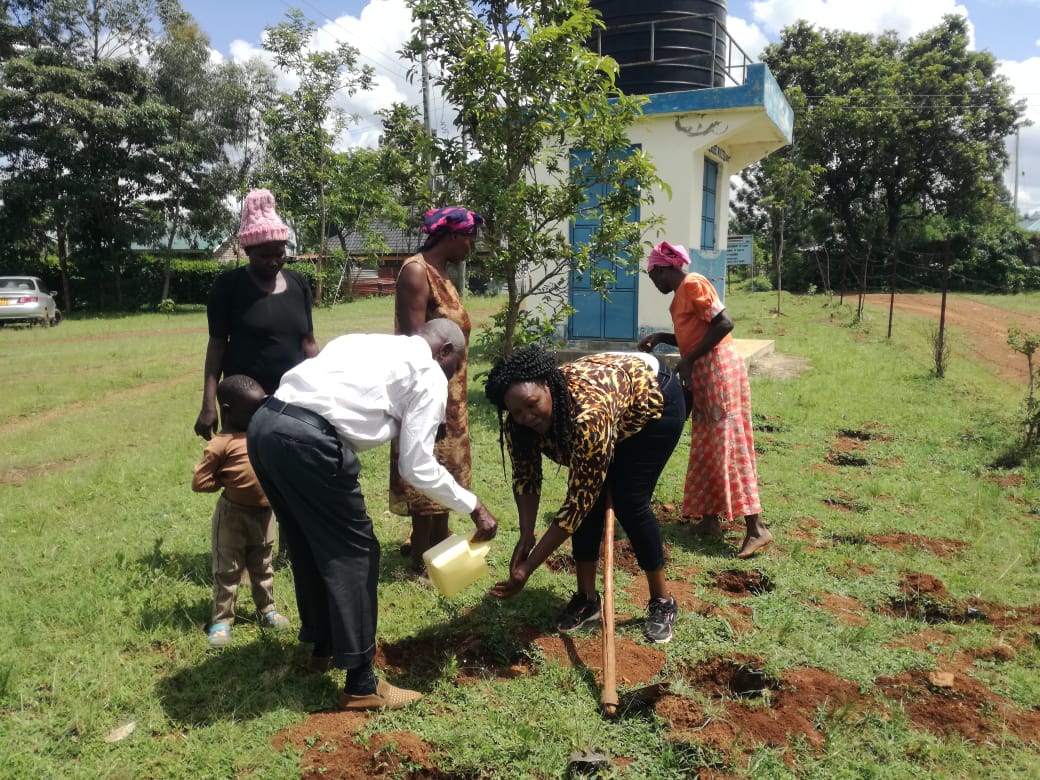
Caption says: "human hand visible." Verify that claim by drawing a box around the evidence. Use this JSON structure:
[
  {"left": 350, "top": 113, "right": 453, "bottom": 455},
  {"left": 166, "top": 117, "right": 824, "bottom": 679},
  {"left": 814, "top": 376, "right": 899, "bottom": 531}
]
[
  {"left": 637, "top": 333, "right": 658, "bottom": 353},
  {"left": 510, "top": 535, "right": 535, "bottom": 571},
  {"left": 491, "top": 564, "right": 530, "bottom": 599},
  {"left": 194, "top": 408, "right": 218, "bottom": 440},
  {"left": 469, "top": 501, "right": 499, "bottom": 542},
  {"left": 676, "top": 357, "right": 694, "bottom": 388}
]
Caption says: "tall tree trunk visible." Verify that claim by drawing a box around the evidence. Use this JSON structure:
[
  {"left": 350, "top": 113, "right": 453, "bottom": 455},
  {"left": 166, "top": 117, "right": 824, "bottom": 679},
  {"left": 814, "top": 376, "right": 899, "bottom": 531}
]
[
  {"left": 886, "top": 236, "right": 899, "bottom": 339},
  {"left": 316, "top": 180, "right": 326, "bottom": 304},
  {"left": 160, "top": 211, "right": 181, "bottom": 302},
  {"left": 57, "top": 228, "right": 72, "bottom": 313},
  {"left": 504, "top": 277, "right": 520, "bottom": 355}
]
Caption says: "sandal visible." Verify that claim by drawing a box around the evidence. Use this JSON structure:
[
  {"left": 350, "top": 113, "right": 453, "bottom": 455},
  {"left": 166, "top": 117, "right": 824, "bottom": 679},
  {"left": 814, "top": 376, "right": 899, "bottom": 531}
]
[
  {"left": 262, "top": 610, "right": 291, "bottom": 629},
  {"left": 207, "top": 622, "right": 231, "bottom": 648}
]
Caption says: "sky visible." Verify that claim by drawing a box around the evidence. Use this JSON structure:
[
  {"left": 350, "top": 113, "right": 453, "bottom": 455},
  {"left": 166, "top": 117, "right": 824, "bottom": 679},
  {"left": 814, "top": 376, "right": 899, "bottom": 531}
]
[{"left": 179, "top": 0, "right": 1040, "bottom": 216}]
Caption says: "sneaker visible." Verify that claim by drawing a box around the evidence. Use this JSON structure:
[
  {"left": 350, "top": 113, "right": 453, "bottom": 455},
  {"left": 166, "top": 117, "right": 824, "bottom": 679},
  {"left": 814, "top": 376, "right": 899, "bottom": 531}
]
[
  {"left": 262, "top": 610, "right": 291, "bottom": 629},
  {"left": 207, "top": 622, "right": 231, "bottom": 648},
  {"left": 644, "top": 596, "right": 678, "bottom": 644},
  {"left": 555, "top": 592, "right": 602, "bottom": 632}
]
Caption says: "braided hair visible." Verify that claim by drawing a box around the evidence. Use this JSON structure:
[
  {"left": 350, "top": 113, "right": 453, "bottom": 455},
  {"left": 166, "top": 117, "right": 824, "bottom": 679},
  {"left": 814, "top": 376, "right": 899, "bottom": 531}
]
[{"left": 484, "top": 345, "right": 575, "bottom": 471}]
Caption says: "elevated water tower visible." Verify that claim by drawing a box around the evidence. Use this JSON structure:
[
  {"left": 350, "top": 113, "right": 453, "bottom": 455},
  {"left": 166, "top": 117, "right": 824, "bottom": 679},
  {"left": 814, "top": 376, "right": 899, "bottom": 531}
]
[
  {"left": 549, "top": 0, "right": 792, "bottom": 348},
  {"left": 589, "top": 0, "right": 731, "bottom": 95}
]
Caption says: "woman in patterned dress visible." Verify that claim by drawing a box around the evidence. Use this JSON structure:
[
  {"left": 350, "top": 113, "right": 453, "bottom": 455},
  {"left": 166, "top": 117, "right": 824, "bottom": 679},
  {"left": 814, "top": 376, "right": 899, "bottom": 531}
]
[
  {"left": 391, "top": 207, "right": 482, "bottom": 578},
  {"left": 638, "top": 241, "right": 772, "bottom": 559},
  {"left": 484, "top": 346, "right": 686, "bottom": 644}
]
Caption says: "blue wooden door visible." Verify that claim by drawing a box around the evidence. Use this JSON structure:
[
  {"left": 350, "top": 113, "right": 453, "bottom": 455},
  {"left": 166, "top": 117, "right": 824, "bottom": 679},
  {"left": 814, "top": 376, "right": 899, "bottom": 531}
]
[{"left": 568, "top": 149, "right": 639, "bottom": 341}]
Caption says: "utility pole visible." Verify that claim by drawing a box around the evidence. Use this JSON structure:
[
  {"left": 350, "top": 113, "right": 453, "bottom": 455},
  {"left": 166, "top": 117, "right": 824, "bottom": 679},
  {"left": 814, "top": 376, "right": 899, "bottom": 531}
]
[
  {"left": 419, "top": 18, "right": 466, "bottom": 296},
  {"left": 1013, "top": 124, "right": 1020, "bottom": 218},
  {"left": 420, "top": 18, "right": 435, "bottom": 198}
]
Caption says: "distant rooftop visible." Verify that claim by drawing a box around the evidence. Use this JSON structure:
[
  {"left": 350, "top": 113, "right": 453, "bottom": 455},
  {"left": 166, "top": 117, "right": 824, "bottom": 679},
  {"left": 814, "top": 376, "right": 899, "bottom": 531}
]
[{"left": 328, "top": 219, "right": 421, "bottom": 255}]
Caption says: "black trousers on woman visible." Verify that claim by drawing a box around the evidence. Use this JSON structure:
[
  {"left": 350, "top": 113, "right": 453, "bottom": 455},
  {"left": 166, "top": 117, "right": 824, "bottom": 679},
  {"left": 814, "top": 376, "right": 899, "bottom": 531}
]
[{"left": 570, "top": 364, "right": 687, "bottom": 571}]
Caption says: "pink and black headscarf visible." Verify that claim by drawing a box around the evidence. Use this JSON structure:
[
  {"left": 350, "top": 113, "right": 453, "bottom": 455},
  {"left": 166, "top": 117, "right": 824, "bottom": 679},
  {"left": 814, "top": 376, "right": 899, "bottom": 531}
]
[
  {"left": 420, "top": 206, "right": 484, "bottom": 250},
  {"left": 647, "top": 241, "right": 690, "bottom": 272}
]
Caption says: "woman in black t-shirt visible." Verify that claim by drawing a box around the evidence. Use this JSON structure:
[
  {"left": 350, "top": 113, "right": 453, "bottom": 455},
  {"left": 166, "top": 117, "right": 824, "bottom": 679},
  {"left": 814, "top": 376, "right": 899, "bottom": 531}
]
[{"left": 194, "top": 189, "right": 319, "bottom": 440}]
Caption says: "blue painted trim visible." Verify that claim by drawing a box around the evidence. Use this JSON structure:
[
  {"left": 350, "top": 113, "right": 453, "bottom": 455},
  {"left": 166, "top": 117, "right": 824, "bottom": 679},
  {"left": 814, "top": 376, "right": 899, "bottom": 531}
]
[{"left": 640, "top": 63, "right": 793, "bottom": 141}]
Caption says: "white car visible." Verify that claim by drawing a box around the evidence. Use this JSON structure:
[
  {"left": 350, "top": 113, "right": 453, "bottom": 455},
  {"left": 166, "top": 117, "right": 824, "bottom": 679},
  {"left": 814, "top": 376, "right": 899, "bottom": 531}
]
[{"left": 0, "top": 276, "right": 61, "bottom": 327}]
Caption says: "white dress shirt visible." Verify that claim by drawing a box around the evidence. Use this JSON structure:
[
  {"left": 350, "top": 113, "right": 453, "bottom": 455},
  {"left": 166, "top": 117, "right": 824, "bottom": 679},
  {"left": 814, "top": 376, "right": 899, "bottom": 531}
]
[{"left": 274, "top": 333, "right": 478, "bottom": 515}]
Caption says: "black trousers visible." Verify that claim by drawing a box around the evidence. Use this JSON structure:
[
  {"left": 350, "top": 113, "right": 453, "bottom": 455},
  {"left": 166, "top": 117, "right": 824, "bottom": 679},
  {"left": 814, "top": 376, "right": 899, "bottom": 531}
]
[
  {"left": 247, "top": 403, "right": 378, "bottom": 669},
  {"left": 570, "top": 365, "right": 687, "bottom": 571}
]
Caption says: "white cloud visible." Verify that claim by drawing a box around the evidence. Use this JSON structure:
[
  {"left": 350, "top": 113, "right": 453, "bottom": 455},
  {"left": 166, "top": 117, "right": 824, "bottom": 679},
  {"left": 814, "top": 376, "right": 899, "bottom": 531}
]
[
  {"left": 748, "top": 0, "right": 973, "bottom": 43},
  {"left": 734, "top": 1, "right": 1038, "bottom": 216},
  {"left": 224, "top": 0, "right": 427, "bottom": 150},
  {"left": 725, "top": 16, "right": 770, "bottom": 61},
  {"left": 999, "top": 57, "right": 1040, "bottom": 216}
]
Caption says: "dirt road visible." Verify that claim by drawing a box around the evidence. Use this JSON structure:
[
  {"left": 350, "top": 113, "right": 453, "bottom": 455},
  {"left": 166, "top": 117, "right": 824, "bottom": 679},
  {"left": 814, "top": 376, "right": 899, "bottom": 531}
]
[{"left": 861, "top": 293, "right": 1040, "bottom": 384}]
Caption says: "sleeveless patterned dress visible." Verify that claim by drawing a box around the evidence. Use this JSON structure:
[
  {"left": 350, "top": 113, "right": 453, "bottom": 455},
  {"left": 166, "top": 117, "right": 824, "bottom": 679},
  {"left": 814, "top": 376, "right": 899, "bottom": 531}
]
[{"left": 388, "top": 254, "right": 473, "bottom": 516}]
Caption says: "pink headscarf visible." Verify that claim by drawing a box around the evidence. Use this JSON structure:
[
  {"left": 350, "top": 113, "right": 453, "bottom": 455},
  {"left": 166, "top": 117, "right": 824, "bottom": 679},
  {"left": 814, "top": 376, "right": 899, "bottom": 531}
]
[{"left": 647, "top": 241, "right": 690, "bottom": 272}]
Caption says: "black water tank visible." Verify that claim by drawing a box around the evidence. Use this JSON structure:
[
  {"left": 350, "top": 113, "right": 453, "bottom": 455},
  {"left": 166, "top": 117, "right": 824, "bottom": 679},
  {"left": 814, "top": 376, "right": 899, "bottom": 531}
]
[{"left": 589, "top": 0, "right": 728, "bottom": 94}]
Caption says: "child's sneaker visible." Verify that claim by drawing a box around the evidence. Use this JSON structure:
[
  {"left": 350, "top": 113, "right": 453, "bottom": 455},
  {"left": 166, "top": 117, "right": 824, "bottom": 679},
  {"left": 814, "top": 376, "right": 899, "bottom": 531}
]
[
  {"left": 207, "top": 622, "right": 231, "bottom": 648},
  {"left": 555, "top": 591, "right": 602, "bottom": 632},
  {"left": 262, "top": 610, "right": 291, "bottom": 629},
  {"left": 643, "top": 596, "right": 677, "bottom": 644}
]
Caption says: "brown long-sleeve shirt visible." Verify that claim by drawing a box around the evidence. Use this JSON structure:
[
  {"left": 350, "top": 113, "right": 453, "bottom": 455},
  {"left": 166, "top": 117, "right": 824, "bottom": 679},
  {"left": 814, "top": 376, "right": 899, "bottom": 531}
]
[{"left": 191, "top": 433, "right": 269, "bottom": 507}]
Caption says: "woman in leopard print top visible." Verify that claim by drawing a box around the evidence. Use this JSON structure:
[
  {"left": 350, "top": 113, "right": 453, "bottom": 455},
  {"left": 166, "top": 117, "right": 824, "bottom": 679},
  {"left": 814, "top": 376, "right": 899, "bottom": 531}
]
[{"left": 484, "top": 345, "right": 686, "bottom": 644}]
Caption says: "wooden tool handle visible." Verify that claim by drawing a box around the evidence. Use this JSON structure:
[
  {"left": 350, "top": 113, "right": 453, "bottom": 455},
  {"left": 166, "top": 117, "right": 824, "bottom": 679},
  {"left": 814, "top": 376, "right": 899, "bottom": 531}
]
[{"left": 600, "top": 492, "right": 619, "bottom": 717}]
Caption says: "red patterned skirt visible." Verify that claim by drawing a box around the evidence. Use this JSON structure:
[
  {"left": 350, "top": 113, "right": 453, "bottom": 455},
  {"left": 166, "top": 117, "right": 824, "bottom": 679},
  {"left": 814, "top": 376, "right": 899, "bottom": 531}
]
[{"left": 682, "top": 342, "right": 762, "bottom": 519}]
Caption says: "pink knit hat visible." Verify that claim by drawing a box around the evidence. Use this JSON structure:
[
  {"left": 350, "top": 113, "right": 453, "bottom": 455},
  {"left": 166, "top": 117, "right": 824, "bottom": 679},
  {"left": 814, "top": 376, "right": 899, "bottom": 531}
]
[
  {"left": 238, "top": 189, "right": 289, "bottom": 248},
  {"left": 647, "top": 241, "right": 690, "bottom": 271}
]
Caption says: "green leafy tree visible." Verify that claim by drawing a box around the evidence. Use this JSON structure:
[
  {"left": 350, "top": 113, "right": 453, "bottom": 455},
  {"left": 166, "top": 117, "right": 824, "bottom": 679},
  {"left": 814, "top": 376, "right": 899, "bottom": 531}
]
[
  {"left": 260, "top": 8, "right": 373, "bottom": 303},
  {"left": 324, "top": 145, "right": 411, "bottom": 302},
  {"left": 750, "top": 16, "right": 1023, "bottom": 302},
  {"left": 735, "top": 147, "right": 821, "bottom": 315},
  {"left": 405, "top": 0, "right": 663, "bottom": 353},
  {"left": 0, "top": 0, "right": 173, "bottom": 310},
  {"left": 375, "top": 101, "right": 436, "bottom": 226},
  {"left": 148, "top": 5, "right": 250, "bottom": 301}
]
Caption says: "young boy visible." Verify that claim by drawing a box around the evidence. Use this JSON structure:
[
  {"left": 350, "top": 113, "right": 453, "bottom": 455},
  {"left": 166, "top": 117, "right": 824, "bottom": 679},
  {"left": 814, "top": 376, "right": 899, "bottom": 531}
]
[{"left": 192, "top": 374, "right": 290, "bottom": 648}]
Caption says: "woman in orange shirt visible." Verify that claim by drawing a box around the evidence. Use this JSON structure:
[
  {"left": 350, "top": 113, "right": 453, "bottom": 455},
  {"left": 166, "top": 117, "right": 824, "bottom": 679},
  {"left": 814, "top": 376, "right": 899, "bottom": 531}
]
[{"left": 638, "top": 241, "right": 772, "bottom": 558}]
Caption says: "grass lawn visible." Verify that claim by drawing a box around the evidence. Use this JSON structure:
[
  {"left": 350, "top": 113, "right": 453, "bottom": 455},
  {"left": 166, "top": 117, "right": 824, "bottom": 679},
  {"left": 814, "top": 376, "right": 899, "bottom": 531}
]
[{"left": 1, "top": 290, "right": 1038, "bottom": 778}]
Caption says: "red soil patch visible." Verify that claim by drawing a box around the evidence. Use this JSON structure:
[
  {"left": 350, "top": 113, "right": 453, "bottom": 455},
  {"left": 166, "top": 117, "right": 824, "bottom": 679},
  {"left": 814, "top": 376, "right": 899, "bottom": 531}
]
[
  {"left": 377, "top": 624, "right": 543, "bottom": 683},
  {"left": 875, "top": 667, "right": 1040, "bottom": 744},
  {"left": 658, "top": 660, "right": 869, "bottom": 765},
  {"left": 710, "top": 569, "right": 774, "bottom": 597},
  {"left": 831, "top": 434, "right": 866, "bottom": 452},
  {"left": 272, "top": 710, "right": 457, "bottom": 779},
  {"left": 988, "top": 473, "right": 1025, "bottom": 489},
  {"left": 533, "top": 634, "right": 665, "bottom": 687},
  {"left": 814, "top": 593, "right": 869, "bottom": 627},
  {"left": 899, "top": 572, "right": 949, "bottom": 599}
]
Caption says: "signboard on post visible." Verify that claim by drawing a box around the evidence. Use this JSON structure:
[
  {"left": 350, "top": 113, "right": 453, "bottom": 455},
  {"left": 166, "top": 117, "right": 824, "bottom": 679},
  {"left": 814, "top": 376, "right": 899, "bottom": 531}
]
[{"left": 725, "top": 235, "right": 753, "bottom": 266}]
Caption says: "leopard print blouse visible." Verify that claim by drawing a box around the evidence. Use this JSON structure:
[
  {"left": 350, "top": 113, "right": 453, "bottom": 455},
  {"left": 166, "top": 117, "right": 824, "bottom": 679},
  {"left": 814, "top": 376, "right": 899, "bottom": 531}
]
[{"left": 504, "top": 353, "right": 664, "bottom": 534}]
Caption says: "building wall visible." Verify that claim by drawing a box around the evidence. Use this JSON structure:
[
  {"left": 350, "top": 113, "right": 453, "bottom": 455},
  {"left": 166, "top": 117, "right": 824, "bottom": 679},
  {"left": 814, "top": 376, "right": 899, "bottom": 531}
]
[{"left": 525, "top": 64, "right": 793, "bottom": 345}]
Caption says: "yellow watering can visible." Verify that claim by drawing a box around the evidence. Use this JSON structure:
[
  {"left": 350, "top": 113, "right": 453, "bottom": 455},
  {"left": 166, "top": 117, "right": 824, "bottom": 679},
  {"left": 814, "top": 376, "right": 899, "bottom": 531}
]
[{"left": 422, "top": 533, "right": 492, "bottom": 597}]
